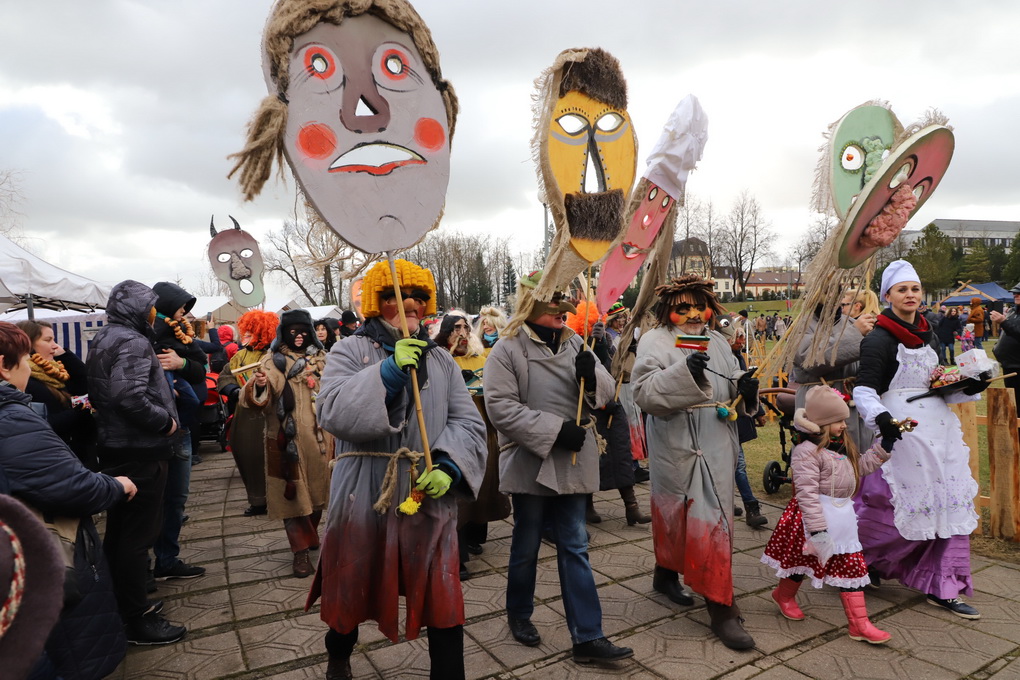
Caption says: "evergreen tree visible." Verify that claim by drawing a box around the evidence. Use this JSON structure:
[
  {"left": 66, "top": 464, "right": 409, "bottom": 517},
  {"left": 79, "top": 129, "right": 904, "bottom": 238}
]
[
  {"left": 501, "top": 255, "right": 517, "bottom": 312},
  {"left": 907, "top": 222, "right": 956, "bottom": 292},
  {"left": 960, "top": 240, "right": 991, "bottom": 282},
  {"left": 1002, "top": 231, "right": 1020, "bottom": 285},
  {"left": 988, "top": 244, "right": 1008, "bottom": 282}
]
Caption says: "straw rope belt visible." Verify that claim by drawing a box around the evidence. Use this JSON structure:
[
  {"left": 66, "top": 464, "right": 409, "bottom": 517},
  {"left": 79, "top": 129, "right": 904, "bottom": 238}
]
[{"left": 336, "top": 447, "right": 424, "bottom": 515}]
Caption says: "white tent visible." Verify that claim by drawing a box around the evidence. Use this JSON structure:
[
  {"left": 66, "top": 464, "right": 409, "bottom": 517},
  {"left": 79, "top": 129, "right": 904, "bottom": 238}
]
[
  {"left": 0, "top": 308, "right": 107, "bottom": 359},
  {"left": 0, "top": 233, "right": 111, "bottom": 315}
]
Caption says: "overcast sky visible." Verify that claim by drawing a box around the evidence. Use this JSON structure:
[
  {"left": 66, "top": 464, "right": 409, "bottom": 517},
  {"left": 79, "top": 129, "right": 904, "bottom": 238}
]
[{"left": 1, "top": 0, "right": 1018, "bottom": 303}]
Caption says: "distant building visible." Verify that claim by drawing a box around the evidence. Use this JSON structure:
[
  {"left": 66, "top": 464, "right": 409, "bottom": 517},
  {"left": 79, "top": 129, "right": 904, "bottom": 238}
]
[
  {"left": 901, "top": 219, "right": 1020, "bottom": 252},
  {"left": 712, "top": 266, "right": 740, "bottom": 298},
  {"left": 670, "top": 238, "right": 712, "bottom": 278},
  {"left": 744, "top": 270, "right": 803, "bottom": 298}
]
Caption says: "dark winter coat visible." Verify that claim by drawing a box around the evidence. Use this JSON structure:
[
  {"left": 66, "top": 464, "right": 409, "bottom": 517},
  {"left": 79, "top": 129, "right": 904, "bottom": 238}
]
[
  {"left": 856, "top": 310, "right": 938, "bottom": 396},
  {"left": 0, "top": 381, "right": 127, "bottom": 680},
  {"left": 935, "top": 313, "right": 962, "bottom": 344},
  {"left": 86, "top": 279, "right": 178, "bottom": 458},
  {"left": 993, "top": 310, "right": 1020, "bottom": 373},
  {"left": 151, "top": 281, "right": 208, "bottom": 403}
]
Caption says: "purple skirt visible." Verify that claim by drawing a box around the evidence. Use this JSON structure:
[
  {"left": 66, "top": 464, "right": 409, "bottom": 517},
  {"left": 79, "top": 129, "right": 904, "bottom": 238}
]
[{"left": 855, "top": 471, "right": 973, "bottom": 598}]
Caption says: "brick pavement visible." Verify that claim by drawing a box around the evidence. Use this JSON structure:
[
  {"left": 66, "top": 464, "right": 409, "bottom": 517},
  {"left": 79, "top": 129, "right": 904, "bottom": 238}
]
[{"left": 107, "top": 444, "right": 1020, "bottom": 679}]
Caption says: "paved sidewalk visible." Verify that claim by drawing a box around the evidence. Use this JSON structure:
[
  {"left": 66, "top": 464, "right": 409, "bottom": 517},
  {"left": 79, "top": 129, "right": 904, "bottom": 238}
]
[{"left": 109, "top": 444, "right": 1020, "bottom": 679}]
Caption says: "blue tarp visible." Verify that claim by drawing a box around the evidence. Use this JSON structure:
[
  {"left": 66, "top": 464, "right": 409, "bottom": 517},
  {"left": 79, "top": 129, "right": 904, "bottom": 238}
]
[{"left": 941, "top": 282, "right": 1013, "bottom": 305}]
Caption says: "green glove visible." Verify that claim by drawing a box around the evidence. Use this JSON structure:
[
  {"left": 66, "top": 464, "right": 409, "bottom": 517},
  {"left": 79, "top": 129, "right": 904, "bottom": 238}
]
[
  {"left": 393, "top": 338, "right": 428, "bottom": 371},
  {"left": 416, "top": 468, "right": 452, "bottom": 498}
]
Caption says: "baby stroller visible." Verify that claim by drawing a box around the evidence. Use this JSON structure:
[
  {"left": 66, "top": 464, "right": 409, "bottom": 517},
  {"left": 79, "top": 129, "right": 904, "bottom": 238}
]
[
  {"left": 197, "top": 372, "right": 229, "bottom": 452},
  {"left": 759, "top": 387, "right": 799, "bottom": 494}
]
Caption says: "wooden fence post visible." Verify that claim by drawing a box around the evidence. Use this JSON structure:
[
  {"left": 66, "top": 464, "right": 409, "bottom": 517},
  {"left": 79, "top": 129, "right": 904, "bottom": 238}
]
[
  {"left": 986, "top": 387, "right": 1020, "bottom": 541},
  {"left": 950, "top": 400, "right": 982, "bottom": 535}
]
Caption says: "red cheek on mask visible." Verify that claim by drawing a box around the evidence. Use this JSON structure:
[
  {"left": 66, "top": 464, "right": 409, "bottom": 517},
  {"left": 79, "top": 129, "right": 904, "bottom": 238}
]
[
  {"left": 297, "top": 123, "right": 337, "bottom": 160},
  {"left": 414, "top": 117, "right": 445, "bottom": 152},
  {"left": 703, "top": 308, "right": 712, "bottom": 321},
  {"left": 670, "top": 311, "right": 683, "bottom": 326}
]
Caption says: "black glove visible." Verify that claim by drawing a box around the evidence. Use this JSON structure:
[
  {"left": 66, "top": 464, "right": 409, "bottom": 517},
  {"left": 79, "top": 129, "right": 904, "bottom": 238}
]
[
  {"left": 554, "top": 420, "right": 587, "bottom": 451},
  {"left": 575, "top": 350, "right": 596, "bottom": 385},
  {"left": 962, "top": 372, "right": 991, "bottom": 395},
  {"left": 461, "top": 369, "right": 477, "bottom": 383},
  {"left": 686, "top": 352, "right": 709, "bottom": 381},
  {"left": 875, "top": 411, "right": 903, "bottom": 444},
  {"left": 737, "top": 372, "right": 758, "bottom": 400}
]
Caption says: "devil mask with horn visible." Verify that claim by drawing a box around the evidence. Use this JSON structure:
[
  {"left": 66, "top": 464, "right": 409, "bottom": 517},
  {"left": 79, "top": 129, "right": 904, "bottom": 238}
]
[{"left": 208, "top": 215, "right": 266, "bottom": 307}]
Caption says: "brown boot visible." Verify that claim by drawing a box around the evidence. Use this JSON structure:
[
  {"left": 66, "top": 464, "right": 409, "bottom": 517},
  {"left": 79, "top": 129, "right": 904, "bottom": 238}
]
[
  {"left": 705, "top": 599, "right": 755, "bottom": 650},
  {"left": 585, "top": 494, "right": 602, "bottom": 524},
  {"left": 619, "top": 486, "right": 650, "bottom": 525},
  {"left": 292, "top": 549, "right": 314, "bottom": 578}
]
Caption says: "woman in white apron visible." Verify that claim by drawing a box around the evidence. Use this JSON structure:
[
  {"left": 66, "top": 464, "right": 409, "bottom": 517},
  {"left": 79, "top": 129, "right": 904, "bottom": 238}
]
[
  {"left": 762, "top": 385, "right": 892, "bottom": 644},
  {"left": 852, "top": 260, "right": 985, "bottom": 619}
]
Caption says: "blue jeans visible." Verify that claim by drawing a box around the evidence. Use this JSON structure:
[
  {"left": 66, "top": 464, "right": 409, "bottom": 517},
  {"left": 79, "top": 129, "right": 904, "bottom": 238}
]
[
  {"left": 734, "top": 446, "right": 756, "bottom": 504},
  {"left": 154, "top": 430, "right": 192, "bottom": 571},
  {"left": 939, "top": 340, "right": 955, "bottom": 365},
  {"left": 506, "top": 493, "right": 603, "bottom": 644}
]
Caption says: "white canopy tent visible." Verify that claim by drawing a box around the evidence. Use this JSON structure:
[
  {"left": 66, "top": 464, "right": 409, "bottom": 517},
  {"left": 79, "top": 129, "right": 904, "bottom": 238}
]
[{"left": 0, "top": 233, "right": 111, "bottom": 317}]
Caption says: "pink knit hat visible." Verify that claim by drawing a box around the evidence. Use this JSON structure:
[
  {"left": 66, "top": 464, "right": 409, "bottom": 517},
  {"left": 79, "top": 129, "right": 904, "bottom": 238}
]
[{"left": 794, "top": 386, "right": 850, "bottom": 433}]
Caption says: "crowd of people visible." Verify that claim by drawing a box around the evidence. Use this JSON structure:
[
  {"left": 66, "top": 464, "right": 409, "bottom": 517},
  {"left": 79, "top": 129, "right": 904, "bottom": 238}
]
[{"left": 0, "top": 255, "right": 1008, "bottom": 679}]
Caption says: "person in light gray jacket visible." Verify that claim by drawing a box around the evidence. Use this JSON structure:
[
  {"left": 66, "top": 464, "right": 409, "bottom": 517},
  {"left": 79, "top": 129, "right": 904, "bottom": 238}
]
[{"left": 485, "top": 273, "right": 633, "bottom": 666}]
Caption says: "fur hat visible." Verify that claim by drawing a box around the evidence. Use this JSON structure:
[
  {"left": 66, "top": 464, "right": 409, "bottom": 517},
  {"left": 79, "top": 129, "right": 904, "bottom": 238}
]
[
  {"left": 0, "top": 494, "right": 65, "bottom": 680},
  {"left": 272, "top": 309, "right": 323, "bottom": 351},
  {"left": 794, "top": 386, "right": 850, "bottom": 433}
]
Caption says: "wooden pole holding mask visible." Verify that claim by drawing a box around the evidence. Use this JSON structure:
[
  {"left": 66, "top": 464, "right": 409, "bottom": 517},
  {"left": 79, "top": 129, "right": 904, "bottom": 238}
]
[
  {"left": 387, "top": 253, "right": 433, "bottom": 472},
  {"left": 573, "top": 264, "right": 595, "bottom": 464}
]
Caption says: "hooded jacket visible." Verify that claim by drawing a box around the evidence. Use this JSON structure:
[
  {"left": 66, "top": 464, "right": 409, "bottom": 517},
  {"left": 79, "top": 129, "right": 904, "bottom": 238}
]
[
  {"left": 151, "top": 281, "right": 207, "bottom": 389},
  {"left": 86, "top": 280, "right": 178, "bottom": 456}
]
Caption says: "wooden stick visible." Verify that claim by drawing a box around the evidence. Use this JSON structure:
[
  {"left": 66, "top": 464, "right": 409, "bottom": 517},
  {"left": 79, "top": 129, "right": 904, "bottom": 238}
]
[
  {"left": 574, "top": 264, "right": 594, "bottom": 464},
  {"left": 990, "top": 372, "right": 1017, "bottom": 382},
  {"left": 231, "top": 360, "right": 264, "bottom": 375},
  {"left": 387, "top": 254, "right": 433, "bottom": 472},
  {"left": 606, "top": 373, "right": 624, "bottom": 429}
]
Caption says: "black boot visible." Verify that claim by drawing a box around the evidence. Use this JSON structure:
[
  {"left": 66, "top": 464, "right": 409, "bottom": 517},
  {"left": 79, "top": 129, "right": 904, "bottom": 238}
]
[
  {"left": 427, "top": 625, "right": 465, "bottom": 680},
  {"left": 652, "top": 565, "right": 694, "bottom": 605},
  {"left": 744, "top": 500, "right": 768, "bottom": 528},
  {"left": 585, "top": 494, "right": 602, "bottom": 523},
  {"left": 324, "top": 628, "right": 357, "bottom": 680},
  {"left": 705, "top": 599, "right": 755, "bottom": 650},
  {"left": 619, "top": 486, "right": 650, "bottom": 525}
]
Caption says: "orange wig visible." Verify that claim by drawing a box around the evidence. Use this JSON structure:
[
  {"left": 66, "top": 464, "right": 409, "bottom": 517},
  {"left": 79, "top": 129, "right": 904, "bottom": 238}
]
[
  {"left": 237, "top": 310, "right": 279, "bottom": 350},
  {"left": 566, "top": 300, "right": 605, "bottom": 336}
]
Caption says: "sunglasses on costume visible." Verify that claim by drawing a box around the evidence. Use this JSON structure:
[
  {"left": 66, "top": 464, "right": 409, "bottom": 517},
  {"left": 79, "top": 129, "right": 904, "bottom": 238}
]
[{"left": 381, "top": 288, "right": 431, "bottom": 305}]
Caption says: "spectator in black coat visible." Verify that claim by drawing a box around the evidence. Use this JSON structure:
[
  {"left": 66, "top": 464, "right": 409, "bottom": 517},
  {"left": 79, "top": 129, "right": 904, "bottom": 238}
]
[
  {"left": 991, "top": 284, "right": 1020, "bottom": 426},
  {"left": 150, "top": 282, "right": 208, "bottom": 584},
  {"left": 935, "top": 306, "right": 962, "bottom": 365},
  {"left": 86, "top": 280, "right": 188, "bottom": 645},
  {"left": 0, "top": 321, "right": 137, "bottom": 679}
]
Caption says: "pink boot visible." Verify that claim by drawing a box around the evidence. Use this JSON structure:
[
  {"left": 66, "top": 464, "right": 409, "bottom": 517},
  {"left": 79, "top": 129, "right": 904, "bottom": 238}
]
[
  {"left": 839, "top": 591, "right": 891, "bottom": 644},
  {"left": 771, "top": 578, "right": 805, "bottom": 621}
]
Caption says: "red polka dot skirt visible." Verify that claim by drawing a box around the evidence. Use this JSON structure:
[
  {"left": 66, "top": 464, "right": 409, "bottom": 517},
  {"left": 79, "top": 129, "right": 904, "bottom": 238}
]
[{"left": 761, "top": 497, "right": 871, "bottom": 589}]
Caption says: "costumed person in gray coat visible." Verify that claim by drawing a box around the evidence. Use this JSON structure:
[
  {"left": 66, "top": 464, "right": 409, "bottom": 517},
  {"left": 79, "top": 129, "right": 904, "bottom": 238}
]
[
  {"left": 309, "top": 259, "right": 486, "bottom": 680},
  {"left": 631, "top": 275, "right": 759, "bottom": 650},
  {"left": 242, "top": 309, "right": 333, "bottom": 579},
  {"left": 792, "top": 288, "right": 877, "bottom": 452},
  {"left": 484, "top": 271, "right": 634, "bottom": 666}
]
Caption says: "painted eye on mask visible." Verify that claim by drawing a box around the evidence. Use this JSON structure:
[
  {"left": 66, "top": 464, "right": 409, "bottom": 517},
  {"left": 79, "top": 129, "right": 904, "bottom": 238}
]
[
  {"left": 556, "top": 114, "right": 588, "bottom": 136},
  {"left": 841, "top": 143, "right": 865, "bottom": 172},
  {"left": 372, "top": 44, "right": 421, "bottom": 93},
  {"left": 298, "top": 44, "right": 343, "bottom": 93},
  {"left": 595, "top": 112, "right": 624, "bottom": 133}
]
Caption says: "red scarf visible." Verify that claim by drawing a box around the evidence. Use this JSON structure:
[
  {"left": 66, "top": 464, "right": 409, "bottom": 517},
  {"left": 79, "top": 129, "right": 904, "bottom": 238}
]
[{"left": 875, "top": 311, "right": 929, "bottom": 348}]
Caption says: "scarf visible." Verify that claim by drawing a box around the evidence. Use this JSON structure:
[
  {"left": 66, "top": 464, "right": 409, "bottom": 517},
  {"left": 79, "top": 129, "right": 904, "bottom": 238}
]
[
  {"left": 875, "top": 308, "right": 931, "bottom": 349},
  {"left": 28, "top": 355, "right": 70, "bottom": 407}
]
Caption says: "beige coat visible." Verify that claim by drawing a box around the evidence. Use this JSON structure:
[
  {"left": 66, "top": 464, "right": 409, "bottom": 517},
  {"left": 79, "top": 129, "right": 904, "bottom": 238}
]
[{"left": 241, "top": 347, "right": 332, "bottom": 520}]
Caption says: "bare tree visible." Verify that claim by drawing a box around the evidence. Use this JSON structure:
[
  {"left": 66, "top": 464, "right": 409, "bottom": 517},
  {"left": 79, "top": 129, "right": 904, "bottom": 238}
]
[
  {"left": 792, "top": 213, "right": 838, "bottom": 281},
  {"left": 717, "top": 191, "right": 774, "bottom": 296},
  {"left": 193, "top": 265, "right": 231, "bottom": 297},
  {"left": 691, "top": 197, "right": 720, "bottom": 274},
  {"left": 675, "top": 195, "right": 703, "bottom": 275},
  {"left": 263, "top": 215, "right": 379, "bottom": 307}
]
